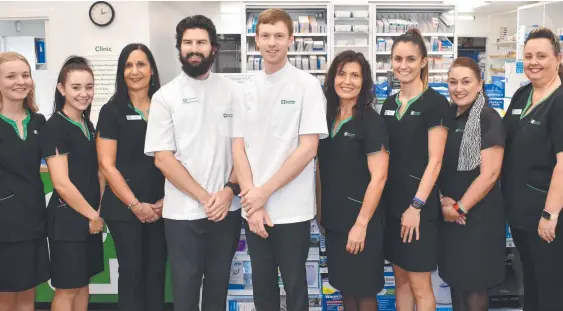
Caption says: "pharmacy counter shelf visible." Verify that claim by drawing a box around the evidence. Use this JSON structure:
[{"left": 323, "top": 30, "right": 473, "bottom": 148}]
[{"left": 376, "top": 32, "right": 454, "bottom": 37}]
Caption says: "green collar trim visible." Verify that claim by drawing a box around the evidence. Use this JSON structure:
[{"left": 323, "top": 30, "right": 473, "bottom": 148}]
[
  {"left": 0, "top": 109, "right": 30, "bottom": 140},
  {"left": 331, "top": 116, "right": 353, "bottom": 138},
  {"left": 128, "top": 103, "right": 148, "bottom": 121},
  {"left": 57, "top": 111, "right": 91, "bottom": 140},
  {"left": 521, "top": 88, "right": 557, "bottom": 119},
  {"left": 395, "top": 90, "right": 424, "bottom": 120}
]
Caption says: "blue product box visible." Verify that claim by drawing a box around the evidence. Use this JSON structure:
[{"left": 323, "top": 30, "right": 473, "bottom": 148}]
[
  {"left": 429, "top": 82, "right": 449, "bottom": 97},
  {"left": 322, "top": 278, "right": 343, "bottom": 311},
  {"left": 377, "top": 296, "right": 396, "bottom": 311},
  {"left": 485, "top": 76, "right": 506, "bottom": 99},
  {"left": 489, "top": 99, "right": 504, "bottom": 109},
  {"left": 375, "top": 82, "right": 389, "bottom": 99}
]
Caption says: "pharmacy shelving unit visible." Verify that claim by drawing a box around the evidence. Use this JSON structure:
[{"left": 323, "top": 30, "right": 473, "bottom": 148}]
[
  {"left": 369, "top": 2, "right": 457, "bottom": 87},
  {"left": 516, "top": 1, "right": 563, "bottom": 60},
  {"left": 330, "top": 4, "right": 373, "bottom": 65},
  {"left": 242, "top": 3, "right": 332, "bottom": 83}
]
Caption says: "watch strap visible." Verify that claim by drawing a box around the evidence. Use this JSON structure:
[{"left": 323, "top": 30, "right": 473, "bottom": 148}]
[{"left": 225, "top": 182, "right": 241, "bottom": 196}]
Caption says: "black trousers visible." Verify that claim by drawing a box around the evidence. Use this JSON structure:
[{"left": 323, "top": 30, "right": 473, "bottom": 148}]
[
  {"left": 165, "top": 210, "right": 241, "bottom": 311},
  {"left": 244, "top": 220, "right": 311, "bottom": 311},
  {"left": 105, "top": 219, "right": 167, "bottom": 311},
  {"left": 512, "top": 226, "right": 563, "bottom": 311}
]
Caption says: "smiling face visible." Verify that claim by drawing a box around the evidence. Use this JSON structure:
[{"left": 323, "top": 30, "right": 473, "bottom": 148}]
[
  {"left": 0, "top": 59, "right": 33, "bottom": 103},
  {"left": 179, "top": 28, "right": 216, "bottom": 78},
  {"left": 124, "top": 49, "right": 152, "bottom": 92},
  {"left": 392, "top": 41, "right": 428, "bottom": 85},
  {"left": 524, "top": 38, "right": 563, "bottom": 84},
  {"left": 256, "top": 21, "right": 293, "bottom": 67},
  {"left": 57, "top": 70, "right": 94, "bottom": 112},
  {"left": 334, "top": 62, "right": 363, "bottom": 102},
  {"left": 448, "top": 66, "right": 482, "bottom": 108}
]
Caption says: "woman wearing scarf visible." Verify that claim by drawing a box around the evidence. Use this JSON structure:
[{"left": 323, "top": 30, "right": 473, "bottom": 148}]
[{"left": 437, "top": 57, "right": 506, "bottom": 311}]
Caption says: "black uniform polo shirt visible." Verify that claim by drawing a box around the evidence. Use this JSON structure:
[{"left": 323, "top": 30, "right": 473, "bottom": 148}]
[
  {"left": 40, "top": 111, "right": 100, "bottom": 242},
  {"left": 96, "top": 102, "right": 165, "bottom": 222},
  {"left": 439, "top": 105, "right": 505, "bottom": 220},
  {"left": 0, "top": 111, "right": 46, "bottom": 242},
  {"left": 502, "top": 83, "right": 563, "bottom": 231},
  {"left": 317, "top": 107, "right": 389, "bottom": 233},
  {"left": 381, "top": 87, "right": 452, "bottom": 220}
]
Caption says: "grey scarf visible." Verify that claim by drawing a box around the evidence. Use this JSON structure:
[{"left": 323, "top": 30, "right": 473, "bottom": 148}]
[{"left": 457, "top": 90, "right": 486, "bottom": 171}]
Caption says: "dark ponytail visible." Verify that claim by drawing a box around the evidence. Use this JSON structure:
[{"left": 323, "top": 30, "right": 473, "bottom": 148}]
[
  {"left": 525, "top": 27, "right": 563, "bottom": 80},
  {"left": 391, "top": 28, "right": 429, "bottom": 88},
  {"left": 53, "top": 56, "right": 95, "bottom": 124}
]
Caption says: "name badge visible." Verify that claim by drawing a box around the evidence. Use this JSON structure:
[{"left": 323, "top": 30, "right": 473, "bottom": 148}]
[
  {"left": 183, "top": 97, "right": 198, "bottom": 104},
  {"left": 530, "top": 119, "right": 542, "bottom": 125},
  {"left": 384, "top": 110, "right": 395, "bottom": 116},
  {"left": 512, "top": 109, "right": 522, "bottom": 115},
  {"left": 126, "top": 115, "right": 142, "bottom": 121}
]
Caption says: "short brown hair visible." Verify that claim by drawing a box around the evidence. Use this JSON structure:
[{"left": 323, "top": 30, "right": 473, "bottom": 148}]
[
  {"left": 450, "top": 56, "right": 482, "bottom": 82},
  {"left": 257, "top": 8, "right": 293, "bottom": 36},
  {"left": 0, "top": 52, "right": 38, "bottom": 113}
]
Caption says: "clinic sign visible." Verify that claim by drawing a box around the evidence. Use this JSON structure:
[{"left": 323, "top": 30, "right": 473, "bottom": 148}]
[{"left": 35, "top": 172, "right": 175, "bottom": 303}]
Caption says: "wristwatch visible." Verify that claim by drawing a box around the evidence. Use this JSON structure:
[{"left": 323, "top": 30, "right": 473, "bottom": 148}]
[
  {"left": 225, "top": 182, "right": 241, "bottom": 196},
  {"left": 411, "top": 197, "right": 425, "bottom": 210},
  {"left": 542, "top": 209, "right": 559, "bottom": 221}
]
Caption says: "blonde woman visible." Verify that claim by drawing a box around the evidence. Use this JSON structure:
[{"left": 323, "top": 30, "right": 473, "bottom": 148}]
[{"left": 0, "top": 52, "right": 50, "bottom": 311}]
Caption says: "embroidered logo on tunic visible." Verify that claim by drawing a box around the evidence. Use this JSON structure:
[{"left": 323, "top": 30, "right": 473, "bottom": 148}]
[
  {"left": 344, "top": 132, "right": 355, "bottom": 138},
  {"left": 455, "top": 128, "right": 464, "bottom": 133},
  {"left": 384, "top": 110, "right": 395, "bottom": 116},
  {"left": 530, "top": 119, "right": 542, "bottom": 125},
  {"left": 33, "top": 130, "right": 38, "bottom": 134},
  {"left": 281, "top": 100, "right": 296, "bottom": 105},
  {"left": 223, "top": 113, "right": 233, "bottom": 118},
  {"left": 411, "top": 111, "right": 421, "bottom": 116}
]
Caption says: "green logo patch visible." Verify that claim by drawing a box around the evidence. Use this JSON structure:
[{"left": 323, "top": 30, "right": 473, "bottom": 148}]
[{"left": 281, "top": 100, "right": 296, "bottom": 105}]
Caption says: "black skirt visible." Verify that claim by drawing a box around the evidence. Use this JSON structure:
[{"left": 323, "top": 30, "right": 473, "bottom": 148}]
[
  {"left": 326, "top": 218, "right": 385, "bottom": 297},
  {"left": 49, "top": 233, "right": 104, "bottom": 289},
  {"left": 0, "top": 237, "right": 50, "bottom": 292},
  {"left": 438, "top": 198, "right": 505, "bottom": 290},
  {"left": 384, "top": 217, "right": 439, "bottom": 272}
]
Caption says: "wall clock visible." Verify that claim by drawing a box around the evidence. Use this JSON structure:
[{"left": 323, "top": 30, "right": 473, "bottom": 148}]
[{"left": 89, "top": 1, "right": 115, "bottom": 27}]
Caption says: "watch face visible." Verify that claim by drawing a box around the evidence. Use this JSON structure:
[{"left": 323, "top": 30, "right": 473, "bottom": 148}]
[
  {"left": 90, "top": 1, "right": 115, "bottom": 27},
  {"left": 542, "top": 210, "right": 552, "bottom": 220}
]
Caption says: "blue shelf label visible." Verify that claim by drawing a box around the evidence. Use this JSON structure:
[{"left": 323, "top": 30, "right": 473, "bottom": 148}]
[{"left": 516, "top": 61, "right": 524, "bottom": 74}]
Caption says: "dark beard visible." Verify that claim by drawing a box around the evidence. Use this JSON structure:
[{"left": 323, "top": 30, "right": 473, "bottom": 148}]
[{"left": 179, "top": 52, "right": 215, "bottom": 78}]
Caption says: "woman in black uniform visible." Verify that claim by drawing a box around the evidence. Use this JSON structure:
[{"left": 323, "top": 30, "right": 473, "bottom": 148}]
[
  {"left": 438, "top": 57, "right": 505, "bottom": 311},
  {"left": 41, "top": 56, "right": 105, "bottom": 311},
  {"left": 97, "top": 44, "right": 166, "bottom": 311},
  {"left": 0, "top": 52, "right": 50, "bottom": 311},
  {"left": 380, "top": 28, "right": 451, "bottom": 311},
  {"left": 502, "top": 28, "right": 563, "bottom": 311},
  {"left": 316, "top": 51, "right": 389, "bottom": 311}
]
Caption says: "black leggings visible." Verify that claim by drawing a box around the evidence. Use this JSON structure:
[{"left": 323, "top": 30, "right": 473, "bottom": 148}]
[
  {"left": 450, "top": 288, "right": 488, "bottom": 311},
  {"left": 342, "top": 295, "right": 378, "bottom": 311}
]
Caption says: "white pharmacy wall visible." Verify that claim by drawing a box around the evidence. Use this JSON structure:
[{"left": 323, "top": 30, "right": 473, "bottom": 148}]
[
  {"left": 148, "top": 1, "right": 245, "bottom": 84},
  {"left": 0, "top": 1, "right": 151, "bottom": 119}
]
